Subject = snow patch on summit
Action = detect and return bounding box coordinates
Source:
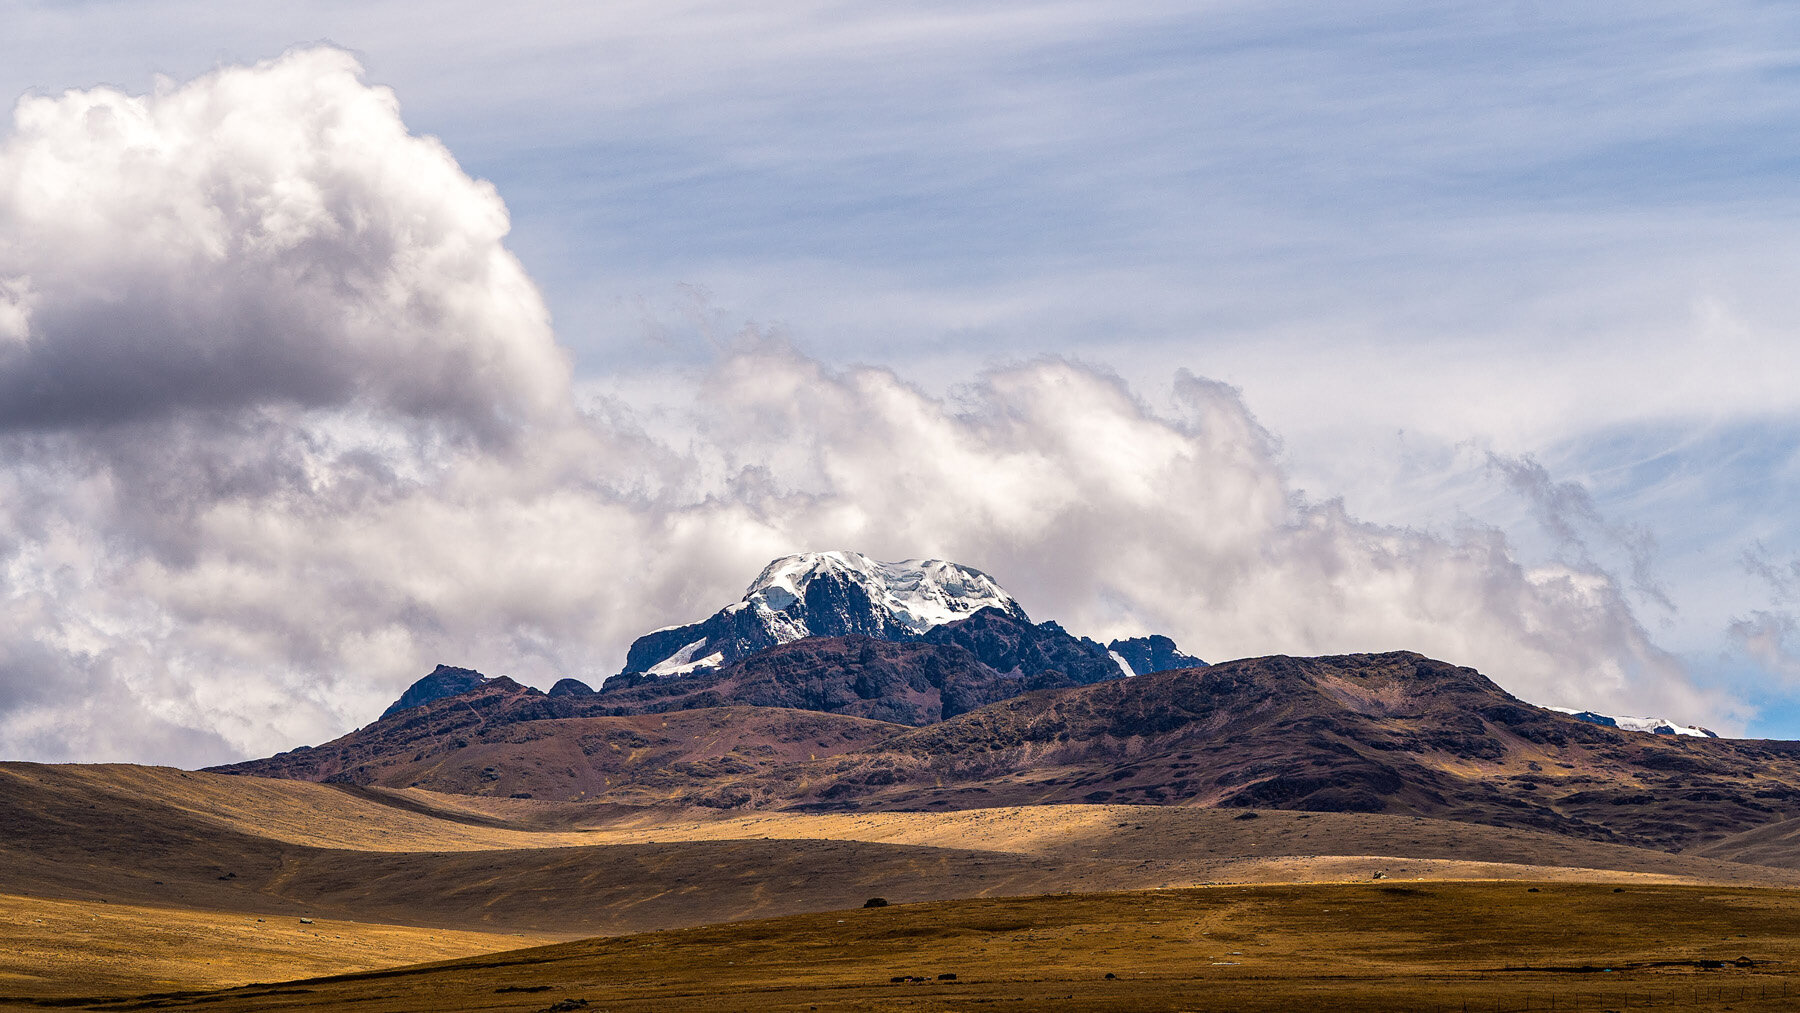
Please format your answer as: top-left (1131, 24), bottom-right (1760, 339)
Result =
top-left (745, 551), bottom-right (1021, 641)
top-left (614, 550), bottom-right (1028, 678)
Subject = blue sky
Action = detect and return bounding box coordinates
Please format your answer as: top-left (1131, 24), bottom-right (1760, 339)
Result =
top-left (5, 1), bottom-right (1800, 756)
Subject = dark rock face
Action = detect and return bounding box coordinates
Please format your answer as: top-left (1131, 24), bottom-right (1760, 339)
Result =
top-left (597, 635), bottom-right (1089, 726)
top-left (620, 605), bottom-right (784, 676)
top-left (921, 608), bottom-right (1123, 686)
top-left (357, 607), bottom-right (1181, 741)
top-left (599, 608), bottom-right (1130, 726)
top-left (611, 552), bottom-right (1202, 690)
top-left (379, 665), bottom-right (489, 719)
top-left (618, 568), bottom-right (920, 675)
top-left (1107, 635), bottom-right (1205, 675)
top-left (784, 568), bottom-right (912, 640)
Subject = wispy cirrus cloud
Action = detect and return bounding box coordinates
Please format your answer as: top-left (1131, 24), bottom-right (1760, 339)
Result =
top-left (1729, 547), bottom-right (1800, 689)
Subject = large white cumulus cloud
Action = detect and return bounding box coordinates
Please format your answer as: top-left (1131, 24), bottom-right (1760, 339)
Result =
top-left (0, 48), bottom-right (569, 436)
top-left (0, 50), bottom-right (1728, 765)
top-left (680, 350), bottom-right (1715, 724)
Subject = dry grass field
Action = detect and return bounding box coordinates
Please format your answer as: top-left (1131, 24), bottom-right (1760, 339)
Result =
top-left (11, 883), bottom-right (1800, 1012)
top-left (12, 762), bottom-right (1800, 1009)
top-left (0, 894), bottom-right (554, 999)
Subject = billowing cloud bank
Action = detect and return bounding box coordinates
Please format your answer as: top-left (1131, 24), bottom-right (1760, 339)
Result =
top-left (0, 50), bottom-right (1725, 765)
top-left (0, 47), bottom-right (569, 436)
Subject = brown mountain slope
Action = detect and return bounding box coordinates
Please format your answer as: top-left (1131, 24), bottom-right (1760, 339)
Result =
top-left (751, 652), bottom-right (1800, 851)
top-left (212, 650), bottom-right (1800, 855)
top-left (212, 693), bottom-right (901, 802)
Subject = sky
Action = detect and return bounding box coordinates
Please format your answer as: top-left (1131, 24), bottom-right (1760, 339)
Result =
top-left (3, 1), bottom-right (1800, 764)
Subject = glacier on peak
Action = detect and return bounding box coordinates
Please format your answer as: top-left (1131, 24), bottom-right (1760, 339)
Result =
top-left (615, 550), bottom-right (1029, 679)
top-left (744, 551), bottom-right (1023, 635)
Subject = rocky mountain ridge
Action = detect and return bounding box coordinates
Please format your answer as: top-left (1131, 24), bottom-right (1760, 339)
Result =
top-left (211, 649), bottom-right (1800, 855)
top-left (209, 550), bottom-right (1772, 859)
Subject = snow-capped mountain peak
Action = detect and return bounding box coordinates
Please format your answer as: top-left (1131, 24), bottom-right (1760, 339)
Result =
top-left (741, 551), bottom-right (1022, 638)
top-left (618, 551), bottom-right (1028, 677)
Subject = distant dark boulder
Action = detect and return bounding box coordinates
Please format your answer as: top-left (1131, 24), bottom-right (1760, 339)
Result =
top-left (380, 665), bottom-right (489, 719)
top-left (548, 677), bottom-right (595, 698)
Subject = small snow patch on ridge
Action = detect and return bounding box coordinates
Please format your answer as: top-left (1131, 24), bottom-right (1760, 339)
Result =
top-left (647, 639), bottom-right (721, 677)
top-left (1549, 706), bottom-right (1718, 738)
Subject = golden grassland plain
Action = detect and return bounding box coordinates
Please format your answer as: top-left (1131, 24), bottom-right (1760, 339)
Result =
top-left (11, 883), bottom-right (1800, 1012)
top-left (16, 764), bottom-right (1796, 883)
top-left (0, 893), bottom-right (556, 998)
top-left (12, 763), bottom-right (1800, 1009)
top-left (0, 764), bottom-right (612, 851)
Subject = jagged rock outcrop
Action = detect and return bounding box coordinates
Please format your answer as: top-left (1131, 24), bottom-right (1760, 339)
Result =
top-left (921, 607), bottom-right (1123, 686)
top-left (548, 678), bottom-right (595, 698)
top-left (1107, 634), bottom-right (1205, 676)
top-left (379, 665), bottom-right (489, 719)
